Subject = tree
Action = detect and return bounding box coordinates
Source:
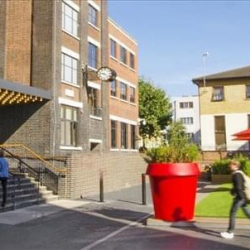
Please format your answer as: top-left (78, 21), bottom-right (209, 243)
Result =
top-left (139, 78), bottom-right (172, 145)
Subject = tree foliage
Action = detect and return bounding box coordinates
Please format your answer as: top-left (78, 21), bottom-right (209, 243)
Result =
top-left (139, 78), bottom-right (171, 140)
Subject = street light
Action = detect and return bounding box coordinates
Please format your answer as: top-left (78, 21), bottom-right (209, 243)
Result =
top-left (202, 52), bottom-right (209, 87)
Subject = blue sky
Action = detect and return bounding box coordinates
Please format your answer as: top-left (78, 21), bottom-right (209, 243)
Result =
top-left (108, 1), bottom-right (250, 97)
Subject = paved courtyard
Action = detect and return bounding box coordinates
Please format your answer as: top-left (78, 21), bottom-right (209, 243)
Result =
top-left (0, 183), bottom-right (249, 250)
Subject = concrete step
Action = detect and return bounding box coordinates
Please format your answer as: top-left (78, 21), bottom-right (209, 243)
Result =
top-left (0, 195), bottom-right (59, 213)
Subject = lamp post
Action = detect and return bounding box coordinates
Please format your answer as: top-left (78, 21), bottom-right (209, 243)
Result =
top-left (202, 52), bottom-right (209, 87)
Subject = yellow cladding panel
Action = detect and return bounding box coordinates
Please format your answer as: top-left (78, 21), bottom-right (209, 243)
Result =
top-left (199, 78), bottom-right (250, 115)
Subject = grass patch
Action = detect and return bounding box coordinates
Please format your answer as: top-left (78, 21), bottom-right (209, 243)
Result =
top-left (196, 183), bottom-right (250, 218)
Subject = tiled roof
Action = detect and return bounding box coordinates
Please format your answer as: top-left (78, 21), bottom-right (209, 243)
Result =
top-left (192, 65), bottom-right (250, 83)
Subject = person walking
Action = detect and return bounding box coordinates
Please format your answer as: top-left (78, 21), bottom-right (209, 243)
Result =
top-left (0, 149), bottom-right (9, 207)
top-left (221, 159), bottom-right (250, 239)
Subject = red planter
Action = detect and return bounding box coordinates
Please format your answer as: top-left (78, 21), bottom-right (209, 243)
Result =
top-left (146, 163), bottom-right (200, 222)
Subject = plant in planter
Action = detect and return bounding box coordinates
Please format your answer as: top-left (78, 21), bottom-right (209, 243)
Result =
top-left (211, 155), bottom-right (250, 184)
top-left (146, 122), bottom-right (200, 222)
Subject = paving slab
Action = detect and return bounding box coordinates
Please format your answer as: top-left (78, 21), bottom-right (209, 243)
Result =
top-left (0, 199), bottom-right (89, 225)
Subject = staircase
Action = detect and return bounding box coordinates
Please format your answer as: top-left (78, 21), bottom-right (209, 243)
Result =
top-left (0, 144), bottom-right (67, 213)
top-left (0, 172), bottom-right (59, 213)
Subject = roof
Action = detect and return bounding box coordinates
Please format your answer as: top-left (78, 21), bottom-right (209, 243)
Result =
top-left (192, 65), bottom-right (250, 84)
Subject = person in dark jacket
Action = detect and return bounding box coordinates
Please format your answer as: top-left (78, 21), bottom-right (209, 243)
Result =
top-left (221, 159), bottom-right (250, 239)
top-left (0, 150), bottom-right (9, 207)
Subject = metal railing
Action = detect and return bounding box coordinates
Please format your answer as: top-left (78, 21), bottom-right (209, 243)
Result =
top-left (0, 144), bottom-right (67, 195)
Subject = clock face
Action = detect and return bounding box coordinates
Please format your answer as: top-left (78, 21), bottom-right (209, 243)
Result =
top-left (97, 67), bottom-right (114, 81)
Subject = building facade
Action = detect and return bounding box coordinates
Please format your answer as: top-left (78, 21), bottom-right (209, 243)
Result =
top-left (171, 96), bottom-right (200, 146)
top-left (193, 65), bottom-right (250, 152)
top-left (0, 0), bottom-right (146, 198)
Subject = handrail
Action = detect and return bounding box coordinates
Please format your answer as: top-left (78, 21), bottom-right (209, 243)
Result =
top-left (0, 144), bottom-right (67, 174)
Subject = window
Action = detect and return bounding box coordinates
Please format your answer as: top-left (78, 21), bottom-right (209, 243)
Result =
top-left (62, 2), bottom-right (78, 36)
top-left (110, 39), bottom-right (117, 58)
top-left (88, 42), bottom-right (98, 69)
top-left (131, 125), bottom-right (136, 149)
top-left (120, 46), bottom-right (127, 64)
top-left (180, 117), bottom-right (193, 125)
top-left (186, 133), bottom-right (194, 143)
top-left (120, 82), bottom-right (127, 100)
top-left (130, 53), bottom-right (135, 69)
top-left (110, 80), bottom-right (117, 97)
top-left (246, 85), bottom-right (250, 99)
top-left (130, 87), bottom-right (135, 103)
top-left (61, 53), bottom-right (78, 84)
top-left (214, 116), bottom-right (226, 150)
top-left (121, 123), bottom-right (127, 149)
top-left (88, 5), bottom-right (98, 27)
top-left (88, 87), bottom-right (101, 116)
top-left (212, 86), bottom-right (224, 101)
top-left (111, 120), bottom-right (117, 148)
top-left (179, 102), bottom-right (193, 109)
top-left (61, 105), bottom-right (78, 146)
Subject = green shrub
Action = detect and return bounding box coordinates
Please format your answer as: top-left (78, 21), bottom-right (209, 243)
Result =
top-left (146, 121), bottom-right (200, 163)
top-left (211, 155), bottom-right (250, 176)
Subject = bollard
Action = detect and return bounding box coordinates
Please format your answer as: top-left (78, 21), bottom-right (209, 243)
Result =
top-left (142, 173), bottom-right (146, 205)
top-left (100, 170), bottom-right (104, 202)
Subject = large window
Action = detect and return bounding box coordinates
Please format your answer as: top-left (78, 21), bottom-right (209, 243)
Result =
top-left (130, 87), bottom-right (135, 103)
top-left (212, 86), bottom-right (224, 101)
top-left (61, 53), bottom-right (78, 84)
top-left (110, 39), bottom-right (117, 58)
top-left (130, 53), bottom-right (135, 69)
top-left (121, 123), bottom-right (127, 149)
top-left (120, 82), bottom-right (127, 100)
top-left (62, 2), bottom-right (78, 37)
top-left (110, 80), bottom-right (117, 97)
top-left (180, 102), bottom-right (193, 109)
top-left (131, 125), bottom-right (136, 149)
top-left (61, 106), bottom-right (78, 146)
top-left (120, 46), bottom-right (127, 64)
top-left (111, 120), bottom-right (117, 148)
top-left (246, 85), bottom-right (250, 99)
top-left (88, 4), bottom-right (98, 27)
top-left (88, 42), bottom-right (98, 69)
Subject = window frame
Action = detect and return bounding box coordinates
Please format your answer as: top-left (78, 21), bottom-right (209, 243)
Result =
top-left (88, 42), bottom-right (98, 69)
top-left (212, 86), bottom-right (224, 101)
top-left (61, 53), bottom-right (78, 85)
top-left (121, 122), bottom-right (127, 149)
top-left (130, 86), bottom-right (135, 103)
top-left (110, 39), bottom-right (117, 58)
top-left (111, 120), bottom-right (117, 148)
top-left (120, 82), bottom-right (127, 100)
top-left (120, 46), bottom-right (127, 64)
top-left (246, 85), bottom-right (250, 99)
top-left (62, 2), bottom-right (78, 37)
top-left (60, 105), bottom-right (78, 147)
top-left (131, 125), bottom-right (136, 149)
top-left (129, 53), bottom-right (135, 69)
top-left (110, 80), bottom-right (117, 97)
top-left (88, 4), bottom-right (98, 27)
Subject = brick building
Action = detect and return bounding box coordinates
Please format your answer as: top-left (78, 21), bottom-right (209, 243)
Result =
top-left (0, 0), bottom-right (146, 198)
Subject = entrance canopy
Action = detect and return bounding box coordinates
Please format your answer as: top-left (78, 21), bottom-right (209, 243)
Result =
top-left (0, 78), bottom-right (51, 106)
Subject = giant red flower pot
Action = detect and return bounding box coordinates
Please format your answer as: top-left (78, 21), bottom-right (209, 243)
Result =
top-left (146, 163), bottom-right (200, 222)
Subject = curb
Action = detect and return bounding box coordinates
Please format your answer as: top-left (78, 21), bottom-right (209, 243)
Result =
top-left (146, 216), bottom-right (250, 229)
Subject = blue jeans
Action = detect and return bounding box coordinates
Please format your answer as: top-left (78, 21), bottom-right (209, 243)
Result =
top-left (228, 198), bottom-right (250, 233)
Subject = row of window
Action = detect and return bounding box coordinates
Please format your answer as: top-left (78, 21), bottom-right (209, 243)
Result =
top-left (60, 105), bottom-right (137, 150)
top-left (110, 81), bottom-right (135, 103)
top-left (62, 2), bottom-right (99, 37)
top-left (111, 121), bottom-right (136, 149)
top-left (110, 39), bottom-right (135, 69)
top-left (212, 85), bottom-right (250, 101)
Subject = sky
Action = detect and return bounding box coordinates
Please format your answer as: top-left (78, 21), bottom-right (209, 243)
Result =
top-left (108, 0), bottom-right (250, 97)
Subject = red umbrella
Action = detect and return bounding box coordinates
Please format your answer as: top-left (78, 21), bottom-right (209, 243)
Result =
top-left (232, 128), bottom-right (250, 140)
